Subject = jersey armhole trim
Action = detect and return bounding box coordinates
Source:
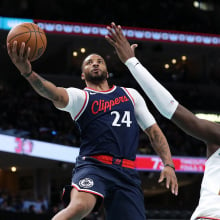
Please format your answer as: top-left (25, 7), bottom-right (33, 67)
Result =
top-left (74, 91), bottom-right (89, 121)
top-left (122, 87), bottom-right (135, 106)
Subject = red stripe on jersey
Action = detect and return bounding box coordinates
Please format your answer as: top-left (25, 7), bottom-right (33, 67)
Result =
top-left (74, 91), bottom-right (88, 120)
top-left (122, 87), bottom-right (135, 106)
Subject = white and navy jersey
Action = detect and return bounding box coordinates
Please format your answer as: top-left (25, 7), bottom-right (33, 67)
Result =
top-left (191, 148), bottom-right (220, 220)
top-left (59, 85), bottom-right (156, 160)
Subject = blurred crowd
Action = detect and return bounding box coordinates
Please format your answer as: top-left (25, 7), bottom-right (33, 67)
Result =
top-left (0, 188), bottom-right (105, 219)
top-left (1, 0), bottom-right (220, 34)
top-left (0, 79), bottom-right (80, 148)
top-left (0, 187), bottom-right (195, 219)
top-left (0, 189), bottom-right (50, 214)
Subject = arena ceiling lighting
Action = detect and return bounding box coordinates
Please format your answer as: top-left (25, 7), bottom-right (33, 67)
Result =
top-left (193, 1), bottom-right (214, 11)
top-left (195, 113), bottom-right (220, 122)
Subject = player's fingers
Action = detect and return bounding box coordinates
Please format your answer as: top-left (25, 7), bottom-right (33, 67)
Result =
top-left (170, 175), bottom-right (178, 195)
top-left (165, 176), bottom-right (171, 189)
top-left (109, 23), bottom-right (123, 41)
top-left (111, 22), bottom-right (116, 28)
top-left (158, 172), bottom-right (165, 183)
top-left (107, 26), bottom-right (117, 41)
top-left (172, 181), bottom-right (178, 196)
top-left (24, 47), bottom-right (31, 60)
top-left (7, 43), bottom-right (12, 56)
top-left (131, 44), bottom-right (138, 53)
top-left (111, 22), bottom-right (118, 33)
top-left (19, 42), bottom-right (25, 57)
top-left (111, 22), bottom-right (121, 38)
top-left (107, 26), bottom-right (114, 35)
top-left (12, 41), bottom-right (18, 56)
top-left (175, 182), bottom-right (178, 196)
top-left (105, 35), bottom-right (115, 46)
top-left (112, 23), bottom-right (126, 42)
top-left (117, 25), bottom-right (126, 39)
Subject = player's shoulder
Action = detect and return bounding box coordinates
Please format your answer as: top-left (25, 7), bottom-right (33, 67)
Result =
top-left (120, 87), bottom-right (144, 105)
top-left (63, 87), bottom-right (87, 101)
top-left (65, 87), bottom-right (85, 95)
top-left (66, 87), bottom-right (84, 92)
top-left (121, 87), bottom-right (140, 97)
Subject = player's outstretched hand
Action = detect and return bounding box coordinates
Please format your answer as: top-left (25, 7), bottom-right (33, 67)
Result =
top-left (105, 22), bottom-right (138, 63)
top-left (158, 166), bottom-right (178, 196)
top-left (7, 41), bottom-right (32, 77)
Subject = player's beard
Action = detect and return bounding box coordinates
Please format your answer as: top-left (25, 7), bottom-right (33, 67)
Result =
top-left (85, 70), bottom-right (108, 84)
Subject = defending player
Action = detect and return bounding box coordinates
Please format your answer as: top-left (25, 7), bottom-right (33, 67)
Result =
top-left (7, 41), bottom-right (178, 220)
top-left (106, 22), bottom-right (220, 220)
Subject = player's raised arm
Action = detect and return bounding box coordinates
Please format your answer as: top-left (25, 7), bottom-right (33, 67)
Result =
top-left (172, 104), bottom-right (220, 146)
top-left (105, 22), bottom-right (137, 63)
top-left (106, 22), bottom-right (220, 146)
top-left (7, 41), bottom-right (68, 108)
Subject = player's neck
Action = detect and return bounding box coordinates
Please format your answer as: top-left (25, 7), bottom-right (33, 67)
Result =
top-left (85, 81), bottom-right (110, 91)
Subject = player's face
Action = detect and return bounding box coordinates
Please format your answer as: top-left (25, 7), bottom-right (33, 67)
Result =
top-left (81, 54), bottom-right (108, 84)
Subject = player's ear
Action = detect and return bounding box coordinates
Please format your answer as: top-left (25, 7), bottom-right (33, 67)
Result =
top-left (81, 72), bottom-right (85, 80)
top-left (107, 72), bottom-right (109, 79)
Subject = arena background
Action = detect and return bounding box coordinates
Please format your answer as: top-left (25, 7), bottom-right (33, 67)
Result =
top-left (0, 0), bottom-right (220, 219)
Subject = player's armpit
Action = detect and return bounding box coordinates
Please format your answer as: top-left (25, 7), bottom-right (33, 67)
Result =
top-left (52, 87), bottom-right (69, 108)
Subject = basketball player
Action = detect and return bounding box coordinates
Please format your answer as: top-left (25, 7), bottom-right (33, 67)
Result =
top-left (7, 41), bottom-right (178, 220)
top-left (106, 22), bottom-right (220, 220)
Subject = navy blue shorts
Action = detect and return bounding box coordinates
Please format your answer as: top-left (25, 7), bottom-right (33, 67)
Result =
top-left (68, 156), bottom-right (146, 220)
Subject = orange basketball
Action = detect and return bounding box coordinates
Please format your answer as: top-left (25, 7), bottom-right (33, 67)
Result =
top-left (7, 22), bottom-right (47, 62)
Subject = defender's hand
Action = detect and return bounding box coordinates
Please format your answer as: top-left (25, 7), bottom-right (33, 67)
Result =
top-left (105, 22), bottom-right (138, 63)
top-left (158, 166), bottom-right (178, 196)
top-left (7, 41), bottom-right (32, 76)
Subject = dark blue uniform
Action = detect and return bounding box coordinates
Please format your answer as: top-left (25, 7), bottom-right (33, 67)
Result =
top-left (69, 86), bottom-right (146, 220)
top-left (78, 85), bottom-right (139, 159)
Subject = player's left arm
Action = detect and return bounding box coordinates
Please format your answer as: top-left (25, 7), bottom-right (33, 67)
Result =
top-left (144, 124), bottom-right (178, 195)
top-left (130, 88), bottom-right (178, 195)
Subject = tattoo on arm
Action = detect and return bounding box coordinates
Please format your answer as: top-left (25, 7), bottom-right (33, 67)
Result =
top-left (147, 126), bottom-right (172, 164)
top-left (28, 73), bottom-right (59, 101)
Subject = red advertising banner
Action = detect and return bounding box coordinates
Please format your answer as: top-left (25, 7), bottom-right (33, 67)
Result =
top-left (135, 155), bottom-right (206, 173)
top-left (0, 134), bottom-right (206, 172)
top-left (34, 19), bottom-right (220, 46)
top-left (1, 16), bottom-right (220, 46)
